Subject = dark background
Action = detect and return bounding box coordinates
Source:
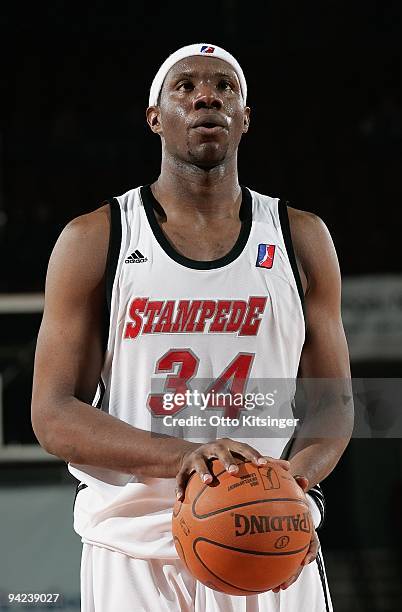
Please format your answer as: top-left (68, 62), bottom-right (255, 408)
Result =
top-left (1, 1), bottom-right (402, 290)
top-left (1, 2), bottom-right (401, 610)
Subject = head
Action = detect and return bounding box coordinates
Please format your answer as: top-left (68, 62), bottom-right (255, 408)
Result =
top-left (146, 44), bottom-right (250, 170)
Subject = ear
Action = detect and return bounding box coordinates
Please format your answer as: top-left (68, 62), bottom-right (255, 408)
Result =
top-left (243, 106), bottom-right (251, 133)
top-left (146, 106), bottom-right (162, 135)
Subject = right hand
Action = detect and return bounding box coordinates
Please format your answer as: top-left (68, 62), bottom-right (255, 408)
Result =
top-left (175, 438), bottom-right (290, 501)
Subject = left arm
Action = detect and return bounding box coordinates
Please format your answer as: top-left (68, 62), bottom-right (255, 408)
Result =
top-left (272, 207), bottom-right (354, 592)
top-left (287, 207), bottom-right (354, 489)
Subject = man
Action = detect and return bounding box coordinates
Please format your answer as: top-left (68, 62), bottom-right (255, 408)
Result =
top-left (31, 43), bottom-right (353, 611)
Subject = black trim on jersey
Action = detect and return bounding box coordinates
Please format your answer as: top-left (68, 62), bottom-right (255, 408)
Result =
top-left (97, 197), bottom-right (122, 354)
top-left (105, 197), bottom-right (122, 315)
top-left (277, 200), bottom-right (306, 323)
top-left (94, 377), bottom-right (106, 409)
top-left (101, 304), bottom-right (109, 356)
top-left (306, 483), bottom-right (326, 530)
top-left (316, 550), bottom-right (331, 612)
top-left (140, 184), bottom-right (252, 270)
top-left (72, 379), bottom-right (106, 511)
top-left (73, 482), bottom-right (88, 512)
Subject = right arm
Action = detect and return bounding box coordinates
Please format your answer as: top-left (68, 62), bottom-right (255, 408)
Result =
top-left (31, 205), bottom-right (196, 478)
top-left (31, 206), bottom-right (289, 495)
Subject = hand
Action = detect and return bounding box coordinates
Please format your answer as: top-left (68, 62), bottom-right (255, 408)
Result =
top-left (175, 438), bottom-right (290, 501)
top-left (272, 475), bottom-right (320, 593)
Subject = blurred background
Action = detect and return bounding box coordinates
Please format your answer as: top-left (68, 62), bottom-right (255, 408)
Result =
top-left (1, 1), bottom-right (402, 610)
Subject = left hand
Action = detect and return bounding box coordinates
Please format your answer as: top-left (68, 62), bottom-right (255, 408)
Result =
top-left (272, 475), bottom-right (320, 593)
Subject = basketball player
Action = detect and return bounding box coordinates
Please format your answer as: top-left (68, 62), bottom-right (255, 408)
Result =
top-left (31, 43), bottom-right (353, 611)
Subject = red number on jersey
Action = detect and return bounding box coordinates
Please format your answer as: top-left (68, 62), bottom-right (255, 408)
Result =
top-left (147, 349), bottom-right (199, 416)
top-left (203, 352), bottom-right (255, 418)
top-left (147, 350), bottom-right (254, 418)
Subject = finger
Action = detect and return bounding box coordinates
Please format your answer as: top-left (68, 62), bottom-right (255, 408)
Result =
top-left (175, 457), bottom-right (212, 501)
top-left (227, 442), bottom-right (266, 466)
top-left (303, 531), bottom-right (320, 565)
top-left (175, 468), bottom-right (189, 501)
top-left (211, 447), bottom-right (241, 474)
top-left (294, 475), bottom-right (309, 491)
top-left (191, 455), bottom-right (214, 484)
top-left (261, 456), bottom-right (291, 471)
top-left (279, 567), bottom-right (303, 590)
top-left (229, 442), bottom-right (290, 470)
top-left (272, 566), bottom-right (303, 592)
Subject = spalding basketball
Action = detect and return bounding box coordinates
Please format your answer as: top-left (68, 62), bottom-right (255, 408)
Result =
top-left (172, 459), bottom-right (312, 595)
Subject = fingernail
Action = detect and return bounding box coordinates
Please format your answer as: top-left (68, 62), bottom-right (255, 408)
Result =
top-left (202, 474), bottom-right (212, 482)
top-left (258, 457), bottom-right (268, 464)
top-left (228, 464), bottom-right (239, 473)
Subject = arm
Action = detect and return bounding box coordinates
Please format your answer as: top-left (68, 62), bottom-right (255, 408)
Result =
top-left (287, 207), bottom-right (354, 490)
top-left (31, 205), bottom-right (196, 477)
top-left (271, 207), bottom-right (354, 593)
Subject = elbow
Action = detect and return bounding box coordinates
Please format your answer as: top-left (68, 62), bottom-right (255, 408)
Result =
top-left (31, 397), bottom-right (67, 459)
top-left (31, 400), bottom-right (55, 454)
top-left (31, 396), bottom-right (83, 464)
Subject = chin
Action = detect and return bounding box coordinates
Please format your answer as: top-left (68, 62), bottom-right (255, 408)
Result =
top-left (188, 143), bottom-right (228, 169)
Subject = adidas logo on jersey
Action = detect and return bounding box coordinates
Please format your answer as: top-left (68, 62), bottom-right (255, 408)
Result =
top-left (125, 250), bottom-right (148, 264)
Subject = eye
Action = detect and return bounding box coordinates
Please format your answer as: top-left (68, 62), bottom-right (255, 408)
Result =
top-left (177, 80), bottom-right (194, 91)
top-left (218, 79), bottom-right (234, 91)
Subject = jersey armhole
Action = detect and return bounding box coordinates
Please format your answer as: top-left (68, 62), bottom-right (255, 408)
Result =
top-left (277, 199), bottom-right (306, 325)
top-left (101, 197), bottom-right (122, 353)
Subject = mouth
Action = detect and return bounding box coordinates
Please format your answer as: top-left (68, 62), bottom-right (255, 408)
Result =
top-left (190, 115), bottom-right (228, 136)
top-left (192, 124), bottom-right (227, 135)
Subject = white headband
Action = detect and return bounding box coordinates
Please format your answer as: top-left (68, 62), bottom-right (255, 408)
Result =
top-left (148, 43), bottom-right (247, 107)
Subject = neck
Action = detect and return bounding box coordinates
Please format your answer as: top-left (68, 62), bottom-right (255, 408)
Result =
top-left (152, 148), bottom-right (242, 221)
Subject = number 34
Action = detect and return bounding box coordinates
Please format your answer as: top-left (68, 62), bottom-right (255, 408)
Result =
top-left (147, 349), bottom-right (255, 419)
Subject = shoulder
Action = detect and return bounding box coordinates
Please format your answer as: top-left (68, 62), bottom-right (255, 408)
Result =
top-left (46, 204), bottom-right (111, 293)
top-left (286, 205), bottom-right (340, 293)
top-left (60, 203), bottom-right (110, 248)
top-left (287, 205), bottom-right (330, 243)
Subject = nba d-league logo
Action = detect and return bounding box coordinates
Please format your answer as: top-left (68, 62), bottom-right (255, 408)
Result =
top-left (200, 45), bottom-right (215, 54)
top-left (256, 244), bottom-right (276, 269)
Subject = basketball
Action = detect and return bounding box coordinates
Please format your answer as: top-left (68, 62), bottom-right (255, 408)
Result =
top-left (172, 459), bottom-right (312, 595)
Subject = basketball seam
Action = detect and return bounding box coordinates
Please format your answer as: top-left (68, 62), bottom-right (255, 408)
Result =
top-left (173, 536), bottom-right (190, 572)
top-left (193, 541), bottom-right (260, 594)
top-left (192, 497), bottom-right (309, 520)
top-left (191, 537), bottom-right (310, 595)
top-left (193, 536), bottom-right (310, 557)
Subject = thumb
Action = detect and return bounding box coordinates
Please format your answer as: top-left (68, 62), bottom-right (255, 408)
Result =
top-left (294, 474), bottom-right (309, 492)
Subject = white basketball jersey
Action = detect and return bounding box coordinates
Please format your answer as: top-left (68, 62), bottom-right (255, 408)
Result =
top-left (68, 184), bottom-right (307, 559)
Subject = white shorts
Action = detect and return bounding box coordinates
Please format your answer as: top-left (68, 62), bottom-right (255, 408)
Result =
top-left (80, 543), bottom-right (332, 612)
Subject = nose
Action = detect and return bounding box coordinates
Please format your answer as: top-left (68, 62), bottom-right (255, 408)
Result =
top-left (193, 83), bottom-right (223, 111)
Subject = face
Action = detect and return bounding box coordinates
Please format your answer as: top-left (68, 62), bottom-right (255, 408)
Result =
top-left (146, 56), bottom-right (250, 169)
